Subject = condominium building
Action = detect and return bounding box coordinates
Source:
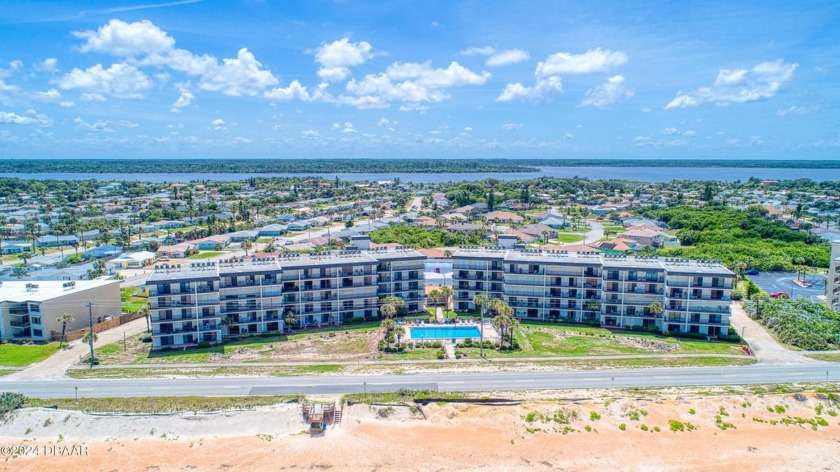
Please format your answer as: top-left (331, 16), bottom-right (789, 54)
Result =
top-left (145, 243), bottom-right (426, 349)
top-left (0, 279), bottom-right (121, 341)
top-left (452, 247), bottom-right (734, 336)
top-left (827, 241), bottom-right (840, 311)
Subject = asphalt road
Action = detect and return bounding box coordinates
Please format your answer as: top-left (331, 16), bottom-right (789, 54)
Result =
top-left (746, 271), bottom-right (826, 302)
top-left (2, 364), bottom-right (836, 399)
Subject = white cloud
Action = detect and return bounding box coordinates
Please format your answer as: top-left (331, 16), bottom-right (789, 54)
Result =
top-left (663, 127), bottom-right (696, 137)
top-left (59, 101), bottom-right (74, 108)
top-left (496, 76), bottom-right (562, 102)
top-left (58, 63), bottom-right (152, 99)
top-left (72, 19), bottom-right (279, 97)
top-left (313, 38), bottom-right (374, 82)
top-left (0, 110), bottom-right (49, 125)
top-left (301, 129), bottom-right (321, 138)
top-left (376, 117), bottom-right (392, 127)
top-left (74, 19), bottom-right (175, 56)
top-left (776, 105), bottom-right (813, 116)
top-left (502, 122), bottom-right (523, 130)
top-left (170, 90), bottom-right (194, 113)
top-left (36, 58), bottom-right (59, 73)
top-left (80, 93), bottom-right (107, 102)
top-left (264, 80), bottom-right (311, 101)
top-left (666, 59), bottom-right (798, 109)
top-left (340, 122), bottom-right (357, 133)
top-left (536, 48), bottom-right (627, 77)
top-left (563, 132), bottom-right (574, 139)
top-left (579, 75), bottom-right (633, 108)
top-left (344, 61), bottom-right (490, 108)
top-left (198, 48), bottom-right (278, 96)
top-left (73, 116), bottom-right (113, 132)
top-left (486, 49), bottom-right (530, 67)
top-left (209, 118), bottom-right (226, 131)
top-left (32, 89), bottom-right (62, 103)
top-left (459, 46), bottom-right (496, 56)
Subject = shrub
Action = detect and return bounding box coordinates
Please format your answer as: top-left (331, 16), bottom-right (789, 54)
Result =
top-left (436, 351), bottom-right (445, 360)
top-left (525, 411), bottom-right (538, 423)
top-left (0, 392), bottom-right (26, 418)
top-left (589, 411), bottom-right (601, 421)
top-left (688, 408), bottom-right (696, 415)
top-left (463, 338), bottom-right (473, 347)
top-left (618, 423), bottom-right (626, 431)
top-left (197, 341), bottom-right (210, 349)
top-left (140, 334), bottom-right (152, 343)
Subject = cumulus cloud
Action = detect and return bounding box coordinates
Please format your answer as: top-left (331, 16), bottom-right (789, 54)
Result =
top-left (58, 63), bottom-right (152, 98)
top-left (344, 60), bottom-right (490, 108)
top-left (209, 118), bottom-right (226, 131)
top-left (579, 75), bottom-right (633, 108)
top-left (80, 93), bottom-right (107, 102)
top-left (70, 19), bottom-right (279, 97)
top-left (264, 80), bottom-right (312, 101)
top-left (0, 109), bottom-right (50, 125)
top-left (32, 89), bottom-right (62, 103)
top-left (497, 48), bottom-right (626, 102)
top-left (486, 49), bottom-right (530, 67)
top-left (536, 48), bottom-right (627, 76)
top-left (502, 122), bottom-right (523, 130)
top-left (665, 59), bottom-right (798, 109)
top-left (497, 76), bottom-right (562, 102)
top-left (459, 46), bottom-right (496, 56)
top-left (170, 90), bottom-right (194, 113)
top-left (662, 127), bottom-right (696, 137)
top-left (313, 38), bottom-right (374, 82)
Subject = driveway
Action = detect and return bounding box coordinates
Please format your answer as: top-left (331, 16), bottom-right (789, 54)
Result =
top-left (5, 317), bottom-right (149, 381)
top-left (583, 220), bottom-right (604, 244)
top-left (729, 302), bottom-right (822, 365)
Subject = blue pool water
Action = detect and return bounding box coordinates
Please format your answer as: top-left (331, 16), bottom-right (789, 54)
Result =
top-left (410, 326), bottom-right (481, 340)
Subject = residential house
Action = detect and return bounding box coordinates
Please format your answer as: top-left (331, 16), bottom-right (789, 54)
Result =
top-left (106, 251), bottom-right (157, 274)
top-left (484, 211), bottom-right (524, 224)
top-left (192, 235), bottom-right (230, 251)
top-left (157, 242), bottom-right (195, 259)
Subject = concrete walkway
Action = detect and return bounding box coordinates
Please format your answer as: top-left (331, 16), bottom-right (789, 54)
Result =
top-left (435, 306), bottom-right (444, 323)
top-left (729, 302), bottom-right (822, 365)
top-left (6, 318), bottom-right (150, 381)
top-left (583, 220), bottom-right (605, 244)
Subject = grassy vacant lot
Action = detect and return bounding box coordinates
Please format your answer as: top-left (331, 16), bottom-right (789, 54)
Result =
top-left (805, 353), bottom-right (840, 362)
top-left (0, 343), bottom-right (60, 367)
top-left (187, 251), bottom-right (225, 260)
top-left (90, 322), bottom-right (381, 365)
top-left (458, 322), bottom-right (743, 359)
top-left (120, 286), bottom-right (148, 313)
top-left (24, 395), bottom-right (302, 413)
top-left (554, 233), bottom-right (585, 244)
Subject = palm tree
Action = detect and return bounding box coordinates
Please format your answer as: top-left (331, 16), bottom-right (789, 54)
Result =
top-left (139, 304), bottom-right (151, 333)
top-left (17, 251), bottom-right (32, 266)
top-left (221, 316), bottom-right (235, 336)
top-left (283, 311), bottom-right (297, 332)
top-left (438, 286), bottom-right (453, 312)
top-left (241, 239), bottom-right (253, 256)
top-left (380, 303), bottom-right (396, 319)
top-left (648, 301), bottom-right (665, 318)
top-left (473, 293), bottom-right (489, 357)
top-left (428, 288), bottom-right (441, 307)
top-left (57, 313), bottom-right (74, 348)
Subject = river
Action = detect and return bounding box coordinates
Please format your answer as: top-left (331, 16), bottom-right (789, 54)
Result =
top-left (0, 166), bottom-right (838, 183)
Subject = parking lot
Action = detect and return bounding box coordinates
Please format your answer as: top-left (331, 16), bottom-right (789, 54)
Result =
top-left (746, 271), bottom-right (826, 302)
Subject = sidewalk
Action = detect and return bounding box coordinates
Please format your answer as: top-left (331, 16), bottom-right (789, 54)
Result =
top-left (64, 352), bottom-right (751, 371)
top-left (5, 318), bottom-right (149, 381)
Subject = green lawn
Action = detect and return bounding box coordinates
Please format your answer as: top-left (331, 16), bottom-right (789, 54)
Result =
top-left (0, 343), bottom-right (61, 367)
top-left (458, 322), bottom-right (743, 359)
top-left (120, 286), bottom-right (148, 313)
top-left (805, 353), bottom-right (840, 362)
top-left (187, 251), bottom-right (225, 260)
top-left (602, 225), bottom-right (626, 234)
top-left (554, 233), bottom-right (585, 244)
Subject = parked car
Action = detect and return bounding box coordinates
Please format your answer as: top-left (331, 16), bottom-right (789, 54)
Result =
top-left (769, 292), bottom-right (789, 298)
top-left (745, 269), bottom-right (759, 275)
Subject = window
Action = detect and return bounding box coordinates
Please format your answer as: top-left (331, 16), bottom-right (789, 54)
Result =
top-left (31, 317), bottom-right (42, 325)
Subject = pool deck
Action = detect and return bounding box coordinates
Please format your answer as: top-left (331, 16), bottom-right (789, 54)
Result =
top-left (401, 322), bottom-right (500, 342)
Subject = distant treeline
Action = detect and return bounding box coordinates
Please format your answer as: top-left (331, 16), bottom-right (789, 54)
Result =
top-left (1, 158), bottom-right (839, 174)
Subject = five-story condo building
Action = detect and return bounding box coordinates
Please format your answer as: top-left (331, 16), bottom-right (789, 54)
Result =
top-left (452, 247), bottom-right (735, 336)
top-left (146, 243), bottom-right (426, 350)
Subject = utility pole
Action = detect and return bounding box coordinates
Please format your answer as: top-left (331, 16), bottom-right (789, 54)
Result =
top-left (87, 302), bottom-right (96, 368)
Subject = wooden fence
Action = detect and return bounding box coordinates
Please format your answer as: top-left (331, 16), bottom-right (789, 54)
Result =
top-left (51, 312), bottom-right (147, 342)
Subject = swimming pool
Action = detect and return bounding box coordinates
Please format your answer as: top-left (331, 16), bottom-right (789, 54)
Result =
top-left (409, 326), bottom-right (481, 340)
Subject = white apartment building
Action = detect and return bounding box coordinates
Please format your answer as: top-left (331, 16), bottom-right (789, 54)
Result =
top-left (0, 279), bottom-right (121, 341)
top-left (146, 244), bottom-right (426, 350)
top-left (452, 247), bottom-right (734, 336)
top-left (827, 241), bottom-right (840, 311)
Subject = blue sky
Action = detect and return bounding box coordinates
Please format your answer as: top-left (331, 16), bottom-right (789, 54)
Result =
top-left (0, 0), bottom-right (838, 159)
